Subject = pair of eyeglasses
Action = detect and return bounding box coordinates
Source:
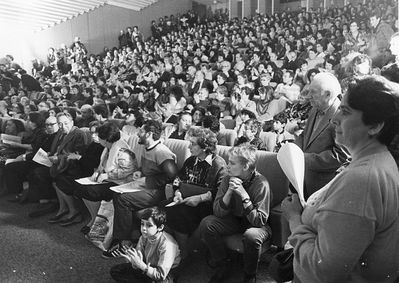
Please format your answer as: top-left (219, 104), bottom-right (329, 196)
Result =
top-left (45, 123), bottom-right (57, 126)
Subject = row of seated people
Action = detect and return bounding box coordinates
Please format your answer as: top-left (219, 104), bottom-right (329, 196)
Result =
top-left (2, 111), bottom-right (289, 283)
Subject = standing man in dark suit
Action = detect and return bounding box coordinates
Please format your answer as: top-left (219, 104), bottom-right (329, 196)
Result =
top-left (294, 72), bottom-right (350, 199)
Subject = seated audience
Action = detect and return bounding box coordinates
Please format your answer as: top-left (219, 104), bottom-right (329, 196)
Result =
top-left (163, 111), bottom-right (192, 140)
top-left (121, 109), bottom-right (144, 136)
top-left (165, 127), bottom-right (227, 257)
top-left (28, 112), bottom-right (89, 217)
top-left (73, 122), bottom-right (134, 227)
top-left (262, 112), bottom-right (295, 152)
top-left (104, 120), bottom-right (177, 258)
top-left (199, 145), bottom-right (271, 282)
top-left (235, 118), bottom-right (266, 150)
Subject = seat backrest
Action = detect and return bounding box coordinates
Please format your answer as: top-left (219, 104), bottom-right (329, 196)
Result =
top-left (164, 138), bottom-right (191, 170)
top-left (220, 119), bottom-right (236, 130)
top-left (259, 131), bottom-right (275, 152)
top-left (255, 151), bottom-right (289, 207)
top-left (127, 135), bottom-right (145, 168)
top-left (108, 119), bottom-right (125, 129)
top-left (215, 145), bottom-right (231, 164)
top-left (219, 129), bottom-right (237, 146)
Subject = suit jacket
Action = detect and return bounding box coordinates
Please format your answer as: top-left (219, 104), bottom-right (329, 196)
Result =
top-left (50, 127), bottom-right (90, 176)
top-left (295, 98), bottom-right (350, 198)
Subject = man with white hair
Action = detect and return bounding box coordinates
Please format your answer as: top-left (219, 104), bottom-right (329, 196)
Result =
top-left (294, 72), bottom-right (350, 198)
top-left (76, 104), bottom-right (95, 128)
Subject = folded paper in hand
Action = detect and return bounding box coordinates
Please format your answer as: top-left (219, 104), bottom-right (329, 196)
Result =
top-left (1, 134), bottom-right (22, 145)
top-left (5, 158), bottom-right (18, 165)
top-left (109, 177), bottom-right (146, 194)
top-left (165, 201), bottom-right (179, 207)
top-left (32, 148), bottom-right (52, 167)
top-left (277, 143), bottom-right (306, 207)
top-left (75, 177), bottom-right (101, 185)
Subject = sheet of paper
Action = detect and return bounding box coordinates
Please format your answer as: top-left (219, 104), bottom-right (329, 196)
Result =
top-left (1, 134), bottom-right (22, 145)
top-left (5, 158), bottom-right (17, 165)
top-left (165, 201), bottom-right (179, 207)
top-left (277, 143), bottom-right (306, 207)
top-left (75, 177), bottom-right (100, 185)
top-left (109, 178), bottom-right (145, 194)
top-left (32, 148), bottom-right (52, 168)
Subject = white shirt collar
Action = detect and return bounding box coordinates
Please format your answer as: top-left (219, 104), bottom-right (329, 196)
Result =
top-left (195, 154), bottom-right (213, 166)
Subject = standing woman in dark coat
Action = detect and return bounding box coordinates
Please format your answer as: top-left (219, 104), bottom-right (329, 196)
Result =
top-left (165, 127), bottom-right (228, 257)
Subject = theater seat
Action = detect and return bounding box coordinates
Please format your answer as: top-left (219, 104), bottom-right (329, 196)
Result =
top-left (108, 118), bottom-right (125, 129)
top-left (163, 138), bottom-right (191, 170)
top-left (219, 129), bottom-right (237, 146)
top-left (220, 118), bottom-right (236, 130)
top-left (216, 146), bottom-right (290, 249)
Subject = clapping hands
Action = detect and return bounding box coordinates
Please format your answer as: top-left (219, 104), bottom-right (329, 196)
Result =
top-left (112, 246), bottom-right (147, 270)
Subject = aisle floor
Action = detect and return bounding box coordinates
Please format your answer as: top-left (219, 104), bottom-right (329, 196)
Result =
top-left (0, 196), bottom-right (276, 282)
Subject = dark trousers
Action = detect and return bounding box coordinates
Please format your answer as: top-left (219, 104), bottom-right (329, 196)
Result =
top-left (4, 160), bottom-right (40, 194)
top-left (27, 166), bottom-right (55, 201)
top-left (4, 160), bottom-right (48, 201)
top-left (110, 263), bottom-right (174, 283)
top-left (199, 215), bottom-right (270, 276)
top-left (165, 202), bottom-right (212, 234)
top-left (74, 182), bottom-right (115, 201)
top-left (112, 189), bottom-right (165, 241)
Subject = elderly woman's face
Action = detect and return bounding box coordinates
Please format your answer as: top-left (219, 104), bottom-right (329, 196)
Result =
top-left (333, 94), bottom-right (372, 153)
top-left (188, 137), bottom-right (204, 157)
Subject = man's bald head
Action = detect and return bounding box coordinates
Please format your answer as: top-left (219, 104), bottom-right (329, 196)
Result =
top-left (309, 72), bottom-right (341, 110)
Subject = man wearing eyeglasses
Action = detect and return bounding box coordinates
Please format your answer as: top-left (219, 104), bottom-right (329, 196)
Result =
top-left (5, 116), bottom-right (59, 203)
top-left (27, 113), bottom-right (90, 218)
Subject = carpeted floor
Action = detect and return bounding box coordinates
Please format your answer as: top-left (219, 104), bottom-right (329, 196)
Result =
top-left (0, 196), bottom-right (277, 283)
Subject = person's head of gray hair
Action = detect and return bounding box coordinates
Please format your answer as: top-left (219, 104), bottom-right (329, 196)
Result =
top-left (308, 72), bottom-right (341, 110)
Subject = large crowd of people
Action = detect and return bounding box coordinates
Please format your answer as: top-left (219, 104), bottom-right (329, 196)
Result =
top-left (0, 0), bottom-right (399, 282)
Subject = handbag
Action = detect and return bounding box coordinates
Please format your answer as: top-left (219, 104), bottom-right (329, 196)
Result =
top-left (268, 248), bottom-right (294, 283)
top-left (86, 200), bottom-right (114, 251)
top-left (179, 182), bottom-right (210, 198)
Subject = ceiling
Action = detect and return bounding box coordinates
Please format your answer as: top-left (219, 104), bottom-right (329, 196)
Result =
top-left (0, 0), bottom-right (158, 32)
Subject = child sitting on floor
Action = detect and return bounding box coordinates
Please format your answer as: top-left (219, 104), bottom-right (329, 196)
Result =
top-left (110, 207), bottom-right (181, 283)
